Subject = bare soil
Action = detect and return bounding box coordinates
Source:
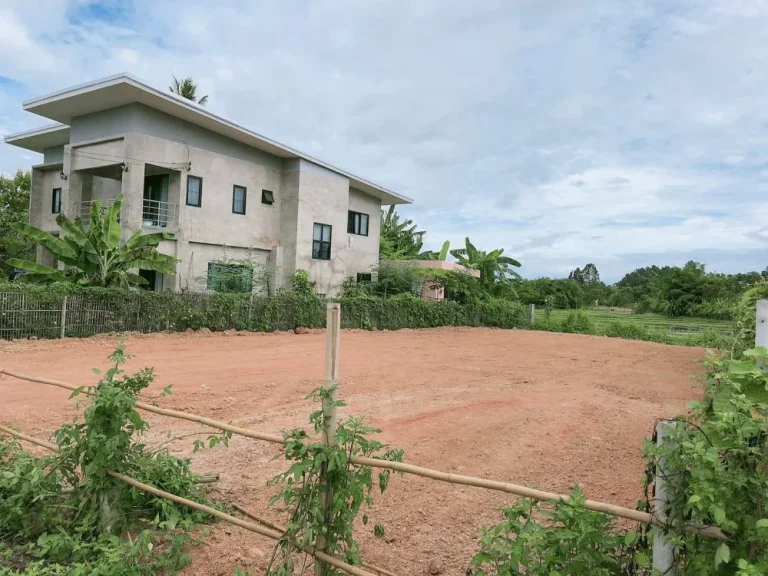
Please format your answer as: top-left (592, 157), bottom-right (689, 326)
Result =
top-left (0, 328), bottom-right (705, 575)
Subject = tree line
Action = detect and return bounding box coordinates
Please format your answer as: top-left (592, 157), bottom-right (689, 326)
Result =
top-left (2, 170), bottom-right (766, 320)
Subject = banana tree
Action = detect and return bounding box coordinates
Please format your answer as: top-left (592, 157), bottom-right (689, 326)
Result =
top-left (7, 195), bottom-right (178, 287)
top-left (450, 237), bottom-right (521, 288)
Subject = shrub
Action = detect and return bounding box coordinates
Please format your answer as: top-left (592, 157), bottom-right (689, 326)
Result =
top-left (604, 321), bottom-right (651, 341)
top-left (560, 310), bottom-right (597, 334)
top-left (469, 487), bottom-right (649, 575)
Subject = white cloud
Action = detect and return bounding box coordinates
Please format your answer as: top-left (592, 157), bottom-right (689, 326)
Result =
top-left (1, 0), bottom-right (767, 280)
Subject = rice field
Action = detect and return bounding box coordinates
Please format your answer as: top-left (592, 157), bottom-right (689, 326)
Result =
top-left (546, 309), bottom-right (733, 336)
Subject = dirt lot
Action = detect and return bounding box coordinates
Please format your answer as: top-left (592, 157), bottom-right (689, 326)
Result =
top-left (0, 328), bottom-right (705, 575)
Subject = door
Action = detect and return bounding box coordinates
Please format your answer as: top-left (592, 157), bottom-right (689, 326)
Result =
top-left (143, 174), bottom-right (169, 227)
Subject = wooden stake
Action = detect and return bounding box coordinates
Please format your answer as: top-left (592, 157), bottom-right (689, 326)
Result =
top-left (317, 302), bottom-right (341, 576)
top-left (0, 369), bottom-right (727, 540)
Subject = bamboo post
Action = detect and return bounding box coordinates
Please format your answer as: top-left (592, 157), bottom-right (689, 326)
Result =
top-left (316, 302), bottom-right (341, 576)
top-left (59, 295), bottom-right (68, 339)
top-left (529, 303), bottom-right (535, 324)
top-left (652, 420), bottom-right (677, 575)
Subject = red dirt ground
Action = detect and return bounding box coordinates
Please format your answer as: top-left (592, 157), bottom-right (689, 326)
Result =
top-left (0, 328), bottom-right (705, 575)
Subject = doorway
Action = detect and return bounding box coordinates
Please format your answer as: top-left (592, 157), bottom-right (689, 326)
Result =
top-left (138, 269), bottom-right (162, 291)
top-left (143, 174), bottom-right (169, 227)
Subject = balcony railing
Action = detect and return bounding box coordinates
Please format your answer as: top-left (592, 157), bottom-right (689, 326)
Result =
top-left (79, 199), bottom-right (120, 225)
top-left (142, 199), bottom-right (178, 229)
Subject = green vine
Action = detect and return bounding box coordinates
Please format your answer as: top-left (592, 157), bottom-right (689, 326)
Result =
top-left (644, 347), bottom-right (768, 574)
top-left (266, 384), bottom-right (403, 575)
top-left (0, 344), bottom-right (218, 574)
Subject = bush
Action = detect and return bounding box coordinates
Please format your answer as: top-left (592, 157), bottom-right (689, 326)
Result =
top-left (560, 310), bottom-right (597, 334)
top-left (604, 321), bottom-right (651, 341)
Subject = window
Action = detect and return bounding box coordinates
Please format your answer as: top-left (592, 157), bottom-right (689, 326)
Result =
top-left (357, 273), bottom-right (372, 283)
top-left (186, 176), bottom-right (202, 207)
top-left (262, 189), bottom-right (275, 205)
top-left (312, 223), bottom-right (332, 260)
top-left (232, 185), bottom-right (247, 214)
top-left (347, 211), bottom-right (369, 236)
top-left (51, 188), bottom-right (61, 214)
top-left (207, 262), bottom-right (253, 293)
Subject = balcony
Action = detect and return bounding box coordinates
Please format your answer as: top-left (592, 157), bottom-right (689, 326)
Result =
top-left (78, 199), bottom-right (120, 225)
top-left (142, 199), bottom-right (178, 230)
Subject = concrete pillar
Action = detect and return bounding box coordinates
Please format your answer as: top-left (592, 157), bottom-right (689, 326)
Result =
top-left (119, 162), bottom-right (145, 240)
top-left (268, 246), bottom-right (283, 295)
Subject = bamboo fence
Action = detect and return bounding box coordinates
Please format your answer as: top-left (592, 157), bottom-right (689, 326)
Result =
top-left (0, 367), bottom-right (727, 541)
top-left (1, 299), bottom-right (745, 574)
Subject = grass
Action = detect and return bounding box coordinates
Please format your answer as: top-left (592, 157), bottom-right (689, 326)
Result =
top-left (545, 309), bottom-right (732, 336)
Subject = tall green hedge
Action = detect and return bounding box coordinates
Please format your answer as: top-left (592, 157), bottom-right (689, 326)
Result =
top-left (0, 284), bottom-right (526, 340)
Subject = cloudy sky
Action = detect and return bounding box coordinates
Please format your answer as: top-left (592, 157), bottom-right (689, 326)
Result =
top-left (1, 0), bottom-right (767, 282)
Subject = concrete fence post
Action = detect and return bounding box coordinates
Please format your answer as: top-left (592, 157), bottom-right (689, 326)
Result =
top-left (315, 302), bottom-right (341, 576)
top-left (652, 420), bottom-right (677, 575)
top-left (59, 295), bottom-right (68, 339)
top-left (757, 300), bottom-right (768, 372)
top-left (529, 303), bottom-right (535, 324)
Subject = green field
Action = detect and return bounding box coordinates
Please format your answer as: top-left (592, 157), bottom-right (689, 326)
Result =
top-left (545, 309), bottom-right (733, 335)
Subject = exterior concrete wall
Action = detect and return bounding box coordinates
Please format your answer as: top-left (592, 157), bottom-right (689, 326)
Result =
top-left (346, 188), bottom-right (381, 278)
top-left (70, 104), bottom-right (282, 170)
top-left (27, 108), bottom-right (387, 296)
top-left (71, 138), bottom-right (126, 171)
top-left (278, 159), bottom-right (300, 288)
top-left (178, 242), bottom-right (270, 293)
top-left (43, 145), bottom-right (64, 164)
top-left (293, 160), bottom-right (350, 296)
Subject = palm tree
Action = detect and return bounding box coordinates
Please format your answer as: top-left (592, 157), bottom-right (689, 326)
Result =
top-left (450, 237), bottom-right (521, 287)
top-left (169, 76), bottom-right (209, 106)
top-left (7, 195), bottom-right (177, 287)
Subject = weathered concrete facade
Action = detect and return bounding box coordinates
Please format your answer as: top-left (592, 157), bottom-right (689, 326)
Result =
top-left (6, 74), bottom-right (411, 295)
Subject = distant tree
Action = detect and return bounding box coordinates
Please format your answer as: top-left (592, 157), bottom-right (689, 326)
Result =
top-left (8, 195), bottom-right (177, 288)
top-left (569, 263), bottom-right (600, 284)
top-left (169, 76), bottom-right (209, 106)
top-left (0, 170), bottom-right (32, 279)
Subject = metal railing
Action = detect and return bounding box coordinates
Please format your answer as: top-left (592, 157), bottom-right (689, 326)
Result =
top-left (142, 199), bottom-right (178, 229)
top-left (78, 199), bottom-right (120, 225)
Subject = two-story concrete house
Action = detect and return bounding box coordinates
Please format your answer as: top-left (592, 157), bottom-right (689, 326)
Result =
top-left (3, 73), bottom-right (411, 295)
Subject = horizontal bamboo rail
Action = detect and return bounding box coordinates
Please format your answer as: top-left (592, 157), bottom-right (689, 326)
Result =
top-left (0, 425), bottom-right (389, 575)
top-left (0, 424), bottom-right (56, 451)
top-left (0, 369), bottom-right (727, 541)
top-left (107, 471), bottom-right (376, 576)
top-left (232, 504), bottom-right (398, 576)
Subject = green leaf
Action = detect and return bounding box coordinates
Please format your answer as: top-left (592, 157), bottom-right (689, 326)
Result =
top-left (715, 543), bottom-right (730, 568)
top-left (688, 494), bottom-right (702, 504)
top-left (756, 519), bottom-right (768, 528)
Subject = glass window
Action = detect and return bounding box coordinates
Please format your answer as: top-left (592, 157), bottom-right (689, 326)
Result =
top-left (186, 176), bottom-right (202, 207)
top-left (232, 185), bottom-right (246, 214)
top-left (261, 189), bottom-right (275, 205)
top-left (51, 188), bottom-right (61, 214)
top-left (207, 262), bottom-right (253, 293)
top-left (312, 223), bottom-right (332, 260)
top-left (357, 273), bottom-right (372, 283)
top-left (347, 210), bottom-right (369, 236)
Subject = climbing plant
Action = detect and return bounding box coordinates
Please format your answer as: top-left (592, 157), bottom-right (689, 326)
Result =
top-left (266, 384), bottom-right (403, 574)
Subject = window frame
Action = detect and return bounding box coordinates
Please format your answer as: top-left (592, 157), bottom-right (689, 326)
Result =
top-left (186, 176), bottom-right (203, 207)
top-left (232, 185), bottom-right (247, 215)
top-left (206, 262), bottom-right (253, 293)
top-left (356, 273), bottom-right (372, 283)
top-left (312, 222), bottom-right (332, 261)
top-left (347, 210), bottom-right (369, 236)
top-left (51, 188), bottom-right (62, 214)
top-left (261, 189), bottom-right (275, 205)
